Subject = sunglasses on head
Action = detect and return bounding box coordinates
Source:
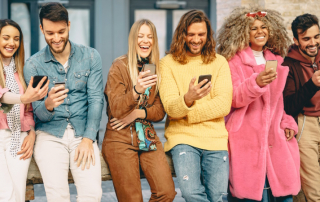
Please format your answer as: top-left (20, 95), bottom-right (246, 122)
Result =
top-left (246, 11), bottom-right (267, 18)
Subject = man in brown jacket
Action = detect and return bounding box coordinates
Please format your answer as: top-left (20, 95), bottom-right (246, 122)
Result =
top-left (283, 14), bottom-right (320, 201)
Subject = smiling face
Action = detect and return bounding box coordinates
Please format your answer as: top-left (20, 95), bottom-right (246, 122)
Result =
top-left (137, 24), bottom-right (153, 58)
top-left (249, 19), bottom-right (269, 51)
top-left (40, 19), bottom-right (70, 54)
top-left (185, 21), bottom-right (207, 56)
top-left (294, 25), bottom-right (320, 60)
top-left (0, 25), bottom-right (20, 61)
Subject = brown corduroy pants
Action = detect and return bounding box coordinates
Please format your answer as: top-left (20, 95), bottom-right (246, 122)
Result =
top-left (297, 114), bottom-right (320, 202)
top-left (102, 136), bottom-right (176, 202)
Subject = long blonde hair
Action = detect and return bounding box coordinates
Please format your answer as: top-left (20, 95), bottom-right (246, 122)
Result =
top-left (122, 19), bottom-right (160, 92)
top-left (0, 19), bottom-right (28, 107)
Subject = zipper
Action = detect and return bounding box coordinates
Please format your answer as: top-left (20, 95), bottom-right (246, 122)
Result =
top-left (130, 125), bottom-right (133, 146)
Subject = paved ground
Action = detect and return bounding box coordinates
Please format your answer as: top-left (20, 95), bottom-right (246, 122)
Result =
top-left (30, 122), bottom-right (228, 201)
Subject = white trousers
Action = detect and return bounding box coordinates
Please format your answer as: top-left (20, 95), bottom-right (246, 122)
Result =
top-left (0, 129), bottom-right (30, 202)
top-left (34, 127), bottom-right (102, 202)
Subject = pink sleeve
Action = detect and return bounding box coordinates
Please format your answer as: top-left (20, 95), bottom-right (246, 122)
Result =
top-left (24, 105), bottom-right (35, 128)
top-left (0, 87), bottom-right (10, 107)
top-left (229, 60), bottom-right (267, 108)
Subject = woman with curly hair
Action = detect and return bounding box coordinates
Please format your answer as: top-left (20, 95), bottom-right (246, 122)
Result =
top-left (217, 7), bottom-right (300, 202)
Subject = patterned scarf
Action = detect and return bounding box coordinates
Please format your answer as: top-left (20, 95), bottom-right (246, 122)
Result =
top-left (135, 57), bottom-right (157, 151)
top-left (3, 57), bottom-right (21, 157)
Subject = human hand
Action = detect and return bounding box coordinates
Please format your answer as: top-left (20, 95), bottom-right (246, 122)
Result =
top-left (184, 77), bottom-right (212, 107)
top-left (44, 85), bottom-right (69, 111)
top-left (256, 68), bottom-right (277, 88)
top-left (110, 109), bottom-right (145, 130)
top-left (20, 76), bottom-right (49, 104)
top-left (74, 138), bottom-right (95, 170)
top-left (17, 130), bottom-right (35, 160)
top-left (135, 70), bottom-right (158, 94)
top-left (312, 70), bottom-right (320, 87)
top-left (285, 128), bottom-right (295, 141)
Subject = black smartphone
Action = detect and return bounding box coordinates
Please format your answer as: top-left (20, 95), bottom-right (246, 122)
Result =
top-left (142, 64), bottom-right (156, 77)
top-left (32, 75), bottom-right (48, 101)
top-left (198, 74), bottom-right (212, 88)
top-left (32, 75), bottom-right (48, 89)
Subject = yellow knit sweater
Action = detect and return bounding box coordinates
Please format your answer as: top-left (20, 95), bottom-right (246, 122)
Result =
top-left (159, 54), bottom-right (233, 152)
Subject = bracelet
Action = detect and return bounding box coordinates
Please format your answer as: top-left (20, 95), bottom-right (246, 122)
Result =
top-left (134, 85), bottom-right (142, 95)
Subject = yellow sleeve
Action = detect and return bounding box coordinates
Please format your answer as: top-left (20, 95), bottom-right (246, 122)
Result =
top-left (159, 58), bottom-right (193, 118)
top-left (187, 59), bottom-right (233, 124)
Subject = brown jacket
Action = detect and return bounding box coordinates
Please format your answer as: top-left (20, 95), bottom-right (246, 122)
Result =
top-left (104, 56), bottom-right (165, 144)
top-left (283, 45), bottom-right (320, 121)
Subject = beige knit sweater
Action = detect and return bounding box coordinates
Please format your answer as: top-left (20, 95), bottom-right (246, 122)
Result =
top-left (159, 54), bottom-right (233, 152)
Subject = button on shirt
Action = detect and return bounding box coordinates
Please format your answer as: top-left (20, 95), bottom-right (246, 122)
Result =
top-left (23, 41), bottom-right (104, 141)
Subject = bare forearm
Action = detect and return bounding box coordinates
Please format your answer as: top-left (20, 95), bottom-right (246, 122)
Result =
top-left (0, 92), bottom-right (22, 104)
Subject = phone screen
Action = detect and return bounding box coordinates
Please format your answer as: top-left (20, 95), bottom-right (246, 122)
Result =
top-left (265, 60), bottom-right (278, 72)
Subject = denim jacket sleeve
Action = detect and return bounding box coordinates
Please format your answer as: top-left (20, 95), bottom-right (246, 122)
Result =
top-left (23, 60), bottom-right (55, 122)
top-left (83, 49), bottom-right (104, 141)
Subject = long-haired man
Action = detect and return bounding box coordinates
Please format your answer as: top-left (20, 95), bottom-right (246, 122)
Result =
top-left (159, 10), bottom-right (232, 202)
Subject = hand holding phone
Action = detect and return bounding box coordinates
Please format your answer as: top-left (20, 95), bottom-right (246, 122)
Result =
top-left (45, 83), bottom-right (69, 111)
top-left (184, 75), bottom-right (212, 107)
top-left (198, 74), bottom-right (212, 88)
top-left (20, 76), bottom-right (49, 103)
top-left (135, 64), bottom-right (157, 94)
top-left (256, 60), bottom-right (278, 87)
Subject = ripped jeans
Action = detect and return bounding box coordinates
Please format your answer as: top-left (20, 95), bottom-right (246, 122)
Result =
top-left (171, 144), bottom-right (228, 202)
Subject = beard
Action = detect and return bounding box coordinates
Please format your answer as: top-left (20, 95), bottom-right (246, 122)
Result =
top-left (186, 41), bottom-right (205, 55)
top-left (46, 33), bottom-right (69, 54)
top-left (298, 43), bottom-right (319, 58)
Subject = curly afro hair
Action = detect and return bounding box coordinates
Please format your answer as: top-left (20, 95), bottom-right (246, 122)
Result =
top-left (217, 7), bottom-right (291, 61)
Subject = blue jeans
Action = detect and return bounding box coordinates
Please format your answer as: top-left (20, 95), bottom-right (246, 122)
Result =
top-left (232, 177), bottom-right (293, 202)
top-left (171, 144), bottom-right (229, 202)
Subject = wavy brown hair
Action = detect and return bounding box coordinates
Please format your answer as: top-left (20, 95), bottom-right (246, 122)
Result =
top-left (169, 10), bottom-right (216, 64)
top-left (217, 7), bottom-right (291, 61)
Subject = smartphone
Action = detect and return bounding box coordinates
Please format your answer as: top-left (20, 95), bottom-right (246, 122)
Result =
top-left (142, 64), bottom-right (156, 77)
top-left (198, 74), bottom-right (212, 88)
top-left (54, 82), bottom-right (66, 93)
top-left (33, 75), bottom-right (48, 89)
top-left (265, 60), bottom-right (278, 72)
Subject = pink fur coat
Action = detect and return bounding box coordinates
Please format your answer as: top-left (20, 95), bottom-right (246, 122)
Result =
top-left (226, 47), bottom-right (300, 200)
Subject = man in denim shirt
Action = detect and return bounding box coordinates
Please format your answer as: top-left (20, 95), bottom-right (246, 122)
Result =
top-left (23, 3), bottom-right (103, 201)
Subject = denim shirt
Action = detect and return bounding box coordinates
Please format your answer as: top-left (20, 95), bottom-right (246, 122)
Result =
top-left (23, 41), bottom-right (104, 141)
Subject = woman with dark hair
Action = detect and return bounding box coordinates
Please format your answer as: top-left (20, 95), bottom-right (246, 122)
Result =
top-left (0, 19), bottom-right (48, 201)
top-left (102, 19), bottom-right (176, 202)
top-left (217, 7), bottom-right (300, 202)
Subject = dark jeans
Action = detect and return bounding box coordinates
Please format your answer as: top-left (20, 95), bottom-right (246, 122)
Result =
top-left (228, 177), bottom-right (293, 202)
top-left (171, 144), bottom-right (229, 202)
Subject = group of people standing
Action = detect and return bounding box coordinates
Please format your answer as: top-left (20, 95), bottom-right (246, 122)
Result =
top-left (0, 2), bottom-right (320, 202)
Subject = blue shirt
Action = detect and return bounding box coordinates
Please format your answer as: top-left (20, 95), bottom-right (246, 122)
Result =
top-left (23, 41), bottom-right (104, 141)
